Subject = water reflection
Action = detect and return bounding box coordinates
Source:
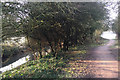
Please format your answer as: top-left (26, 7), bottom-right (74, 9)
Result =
top-left (0, 54), bottom-right (31, 73)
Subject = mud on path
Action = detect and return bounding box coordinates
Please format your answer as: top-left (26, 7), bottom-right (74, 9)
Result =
top-left (65, 40), bottom-right (119, 78)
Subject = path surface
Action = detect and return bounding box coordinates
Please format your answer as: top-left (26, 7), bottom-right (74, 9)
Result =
top-left (67, 40), bottom-right (119, 78)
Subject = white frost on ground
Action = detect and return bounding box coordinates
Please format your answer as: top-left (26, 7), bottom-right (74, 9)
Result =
top-left (101, 30), bottom-right (117, 40)
top-left (0, 54), bottom-right (31, 73)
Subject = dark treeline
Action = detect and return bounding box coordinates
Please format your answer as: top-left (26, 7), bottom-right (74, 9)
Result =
top-left (2, 2), bottom-right (109, 58)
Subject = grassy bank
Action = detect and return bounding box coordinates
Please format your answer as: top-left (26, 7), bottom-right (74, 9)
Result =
top-left (2, 54), bottom-right (71, 78)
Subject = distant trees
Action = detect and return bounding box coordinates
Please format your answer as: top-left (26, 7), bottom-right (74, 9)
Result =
top-left (2, 2), bottom-right (109, 58)
top-left (112, 2), bottom-right (120, 38)
top-left (112, 19), bottom-right (119, 36)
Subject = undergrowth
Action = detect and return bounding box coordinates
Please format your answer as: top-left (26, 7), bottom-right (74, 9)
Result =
top-left (2, 54), bottom-right (72, 78)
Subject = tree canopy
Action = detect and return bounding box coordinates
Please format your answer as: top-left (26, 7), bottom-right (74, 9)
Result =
top-left (112, 2), bottom-right (120, 38)
top-left (2, 2), bottom-right (109, 57)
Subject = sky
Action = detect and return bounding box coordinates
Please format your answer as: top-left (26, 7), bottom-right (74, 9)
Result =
top-left (101, 30), bottom-right (117, 39)
top-left (106, 2), bottom-right (118, 20)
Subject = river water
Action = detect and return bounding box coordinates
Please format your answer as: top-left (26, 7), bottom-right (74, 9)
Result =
top-left (0, 54), bottom-right (31, 73)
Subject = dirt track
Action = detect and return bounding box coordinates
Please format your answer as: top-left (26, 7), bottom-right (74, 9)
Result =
top-left (87, 40), bottom-right (118, 78)
top-left (68, 40), bottom-right (119, 78)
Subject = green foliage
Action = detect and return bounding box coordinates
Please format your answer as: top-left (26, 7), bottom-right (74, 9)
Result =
top-left (2, 2), bottom-right (25, 40)
top-left (112, 18), bottom-right (120, 38)
top-left (112, 2), bottom-right (120, 38)
top-left (2, 2), bottom-right (109, 57)
top-left (2, 55), bottom-right (69, 78)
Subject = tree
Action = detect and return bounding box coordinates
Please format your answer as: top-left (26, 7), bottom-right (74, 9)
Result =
top-left (112, 2), bottom-right (120, 38)
top-left (2, 2), bottom-right (109, 58)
